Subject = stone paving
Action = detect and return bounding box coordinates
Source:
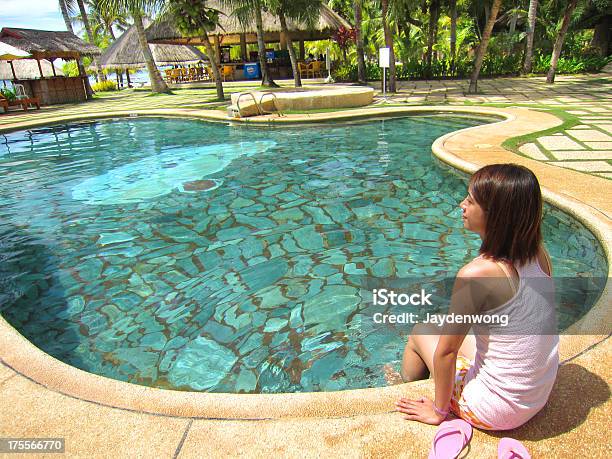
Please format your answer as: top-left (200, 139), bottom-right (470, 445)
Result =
top-left (368, 73), bottom-right (612, 180)
top-left (378, 72), bottom-right (612, 180)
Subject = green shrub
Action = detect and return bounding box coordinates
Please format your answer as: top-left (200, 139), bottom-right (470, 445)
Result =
top-left (532, 53), bottom-right (611, 75)
top-left (92, 80), bottom-right (118, 92)
top-left (0, 88), bottom-right (16, 102)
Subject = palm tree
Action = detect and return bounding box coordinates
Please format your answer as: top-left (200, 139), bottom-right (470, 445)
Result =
top-left (425, 0), bottom-right (440, 78)
top-left (276, 5), bottom-right (301, 87)
top-left (224, 0), bottom-right (278, 87)
top-left (87, 0), bottom-right (130, 40)
top-left (99, 0), bottom-right (170, 93)
top-left (449, 0), bottom-right (457, 74)
top-left (76, 0), bottom-right (106, 81)
top-left (354, 0), bottom-right (367, 84)
top-left (270, 0), bottom-right (322, 88)
top-left (58, 0), bottom-right (96, 98)
top-left (523, 0), bottom-right (538, 73)
top-left (168, 0), bottom-right (224, 100)
top-left (468, 0), bottom-right (502, 93)
top-left (381, 0), bottom-right (396, 92)
top-left (546, 0), bottom-right (579, 83)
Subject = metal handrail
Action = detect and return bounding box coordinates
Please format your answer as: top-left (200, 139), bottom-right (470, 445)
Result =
top-left (259, 92), bottom-right (284, 117)
top-left (236, 92), bottom-right (262, 117)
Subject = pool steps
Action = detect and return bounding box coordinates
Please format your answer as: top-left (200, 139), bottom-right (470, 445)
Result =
top-left (228, 86), bottom-right (375, 118)
top-left (229, 91), bottom-right (284, 118)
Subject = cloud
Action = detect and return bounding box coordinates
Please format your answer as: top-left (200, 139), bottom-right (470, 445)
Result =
top-left (1, 0), bottom-right (67, 32)
top-left (0, 0), bottom-right (59, 17)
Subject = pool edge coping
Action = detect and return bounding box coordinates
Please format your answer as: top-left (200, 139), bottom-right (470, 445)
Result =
top-left (0, 105), bottom-right (610, 420)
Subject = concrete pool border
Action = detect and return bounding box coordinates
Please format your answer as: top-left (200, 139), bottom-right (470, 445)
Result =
top-left (0, 105), bottom-right (609, 421)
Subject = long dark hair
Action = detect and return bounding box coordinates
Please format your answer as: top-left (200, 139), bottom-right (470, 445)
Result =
top-left (469, 164), bottom-right (543, 266)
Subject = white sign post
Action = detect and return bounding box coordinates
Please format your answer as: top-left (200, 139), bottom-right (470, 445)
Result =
top-left (379, 47), bottom-right (390, 98)
top-left (325, 47), bottom-right (333, 83)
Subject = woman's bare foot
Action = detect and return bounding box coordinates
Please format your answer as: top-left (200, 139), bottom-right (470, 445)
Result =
top-left (384, 364), bottom-right (404, 385)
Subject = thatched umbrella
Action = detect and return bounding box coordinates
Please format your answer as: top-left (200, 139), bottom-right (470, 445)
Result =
top-left (146, 1), bottom-right (350, 60)
top-left (0, 59), bottom-right (63, 80)
top-left (0, 28), bottom-right (100, 78)
top-left (0, 41), bottom-right (32, 80)
top-left (99, 21), bottom-right (208, 70)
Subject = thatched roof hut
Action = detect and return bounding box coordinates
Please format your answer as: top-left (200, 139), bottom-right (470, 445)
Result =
top-left (146, 1), bottom-right (351, 46)
top-left (0, 59), bottom-right (63, 80)
top-left (99, 22), bottom-right (207, 70)
top-left (0, 27), bottom-right (101, 60)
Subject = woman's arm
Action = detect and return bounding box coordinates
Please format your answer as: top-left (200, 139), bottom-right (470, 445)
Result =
top-left (396, 263), bottom-right (489, 424)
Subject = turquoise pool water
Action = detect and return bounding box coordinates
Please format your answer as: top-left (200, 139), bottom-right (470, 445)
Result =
top-left (0, 117), bottom-right (607, 393)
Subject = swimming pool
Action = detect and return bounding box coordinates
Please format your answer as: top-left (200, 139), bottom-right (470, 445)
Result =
top-left (0, 117), bottom-right (607, 393)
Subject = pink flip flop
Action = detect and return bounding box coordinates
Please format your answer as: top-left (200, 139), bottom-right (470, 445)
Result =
top-left (498, 438), bottom-right (531, 459)
top-left (428, 419), bottom-right (473, 459)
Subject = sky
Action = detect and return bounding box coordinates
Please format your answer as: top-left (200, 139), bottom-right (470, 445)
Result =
top-left (1, 0), bottom-right (68, 32)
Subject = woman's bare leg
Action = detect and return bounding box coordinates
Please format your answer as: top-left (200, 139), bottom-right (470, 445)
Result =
top-left (400, 324), bottom-right (476, 382)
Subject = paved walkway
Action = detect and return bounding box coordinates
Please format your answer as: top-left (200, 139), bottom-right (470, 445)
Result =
top-left (369, 73), bottom-right (612, 180)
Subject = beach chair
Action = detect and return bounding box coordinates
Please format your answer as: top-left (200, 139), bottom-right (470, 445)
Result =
top-left (195, 67), bottom-right (205, 81)
top-left (188, 67), bottom-right (198, 81)
top-left (298, 61), bottom-right (311, 78)
top-left (170, 68), bottom-right (182, 83)
top-left (221, 66), bottom-right (234, 81)
top-left (311, 61), bottom-right (323, 78)
top-left (0, 93), bottom-right (40, 112)
top-left (13, 84), bottom-right (29, 100)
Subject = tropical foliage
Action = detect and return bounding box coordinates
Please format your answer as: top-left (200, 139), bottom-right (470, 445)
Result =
top-left (58, 0), bottom-right (612, 94)
top-left (91, 80), bottom-right (118, 91)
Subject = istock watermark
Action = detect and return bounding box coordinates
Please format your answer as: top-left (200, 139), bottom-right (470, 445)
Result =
top-left (372, 311), bottom-right (509, 327)
top-left (372, 288), bottom-right (433, 306)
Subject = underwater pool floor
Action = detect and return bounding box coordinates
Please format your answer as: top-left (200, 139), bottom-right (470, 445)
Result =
top-left (0, 104), bottom-right (610, 457)
top-left (0, 113), bottom-right (608, 395)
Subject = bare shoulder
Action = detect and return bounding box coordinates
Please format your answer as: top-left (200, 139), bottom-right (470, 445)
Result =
top-left (458, 257), bottom-right (504, 279)
top-left (536, 245), bottom-right (553, 276)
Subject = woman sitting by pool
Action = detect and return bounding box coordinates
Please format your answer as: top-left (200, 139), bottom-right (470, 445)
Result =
top-left (393, 163), bottom-right (559, 431)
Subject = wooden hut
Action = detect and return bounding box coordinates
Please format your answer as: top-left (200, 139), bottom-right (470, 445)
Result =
top-left (99, 21), bottom-right (207, 70)
top-left (98, 21), bottom-right (207, 87)
top-left (146, 1), bottom-right (350, 79)
top-left (0, 28), bottom-right (101, 104)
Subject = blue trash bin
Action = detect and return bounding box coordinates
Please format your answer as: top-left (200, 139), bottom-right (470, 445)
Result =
top-left (243, 62), bottom-right (261, 79)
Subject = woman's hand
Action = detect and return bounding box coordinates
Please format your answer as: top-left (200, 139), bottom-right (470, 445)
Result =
top-left (395, 397), bottom-right (447, 425)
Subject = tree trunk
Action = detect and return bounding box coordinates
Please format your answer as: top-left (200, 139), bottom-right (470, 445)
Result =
top-left (382, 0), bottom-right (396, 92)
top-left (108, 24), bottom-right (116, 41)
top-left (468, 0), bottom-right (502, 93)
top-left (278, 9), bottom-right (301, 88)
top-left (76, 0), bottom-right (105, 82)
top-left (133, 12), bottom-right (170, 94)
top-left (426, 0), bottom-right (440, 77)
top-left (59, 0), bottom-right (94, 99)
top-left (255, 5), bottom-right (278, 88)
top-left (509, 11), bottom-right (518, 35)
top-left (546, 0), bottom-right (579, 83)
top-left (59, 0), bottom-right (73, 33)
top-left (354, 0), bottom-right (367, 84)
top-left (202, 30), bottom-right (224, 100)
top-left (450, 0), bottom-right (457, 75)
top-left (591, 15), bottom-right (611, 56)
top-left (523, 0), bottom-right (538, 73)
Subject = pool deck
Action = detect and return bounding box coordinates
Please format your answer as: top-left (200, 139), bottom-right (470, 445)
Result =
top-left (0, 73), bottom-right (611, 457)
